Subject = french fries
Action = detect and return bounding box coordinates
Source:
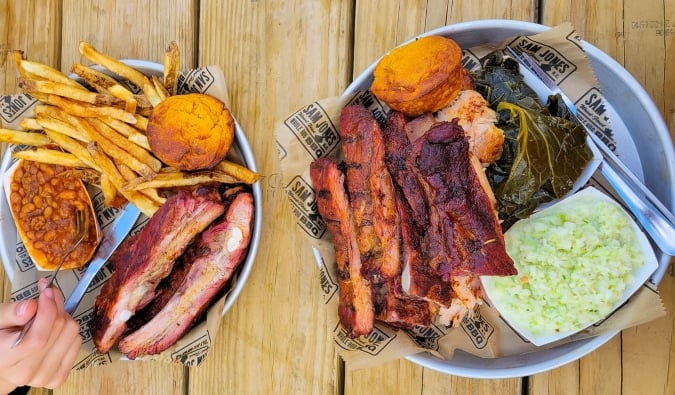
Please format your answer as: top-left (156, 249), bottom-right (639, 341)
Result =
top-left (19, 79), bottom-right (124, 107)
top-left (88, 142), bottom-right (160, 217)
top-left (2, 40), bottom-right (259, 220)
top-left (12, 148), bottom-right (87, 168)
top-left (70, 63), bottom-right (138, 113)
top-left (123, 170), bottom-right (240, 191)
top-left (18, 118), bottom-right (42, 131)
top-left (86, 118), bottom-right (162, 172)
top-left (17, 58), bottom-right (85, 89)
top-left (215, 160), bottom-right (261, 184)
top-left (79, 42), bottom-right (163, 106)
top-left (100, 172), bottom-right (125, 207)
top-left (0, 129), bottom-right (51, 146)
top-left (43, 129), bottom-right (100, 171)
top-left (163, 41), bottom-right (180, 95)
top-left (45, 94), bottom-right (136, 123)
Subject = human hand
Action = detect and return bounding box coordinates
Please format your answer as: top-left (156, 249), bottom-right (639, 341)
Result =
top-left (0, 278), bottom-right (82, 394)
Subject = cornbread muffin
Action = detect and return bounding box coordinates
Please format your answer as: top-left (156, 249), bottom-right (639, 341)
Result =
top-left (148, 93), bottom-right (235, 171)
top-left (370, 36), bottom-right (465, 116)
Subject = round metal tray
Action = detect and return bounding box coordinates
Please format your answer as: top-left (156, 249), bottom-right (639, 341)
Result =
top-left (343, 19), bottom-right (674, 378)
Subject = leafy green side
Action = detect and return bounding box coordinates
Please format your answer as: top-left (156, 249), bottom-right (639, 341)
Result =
top-left (473, 53), bottom-right (593, 228)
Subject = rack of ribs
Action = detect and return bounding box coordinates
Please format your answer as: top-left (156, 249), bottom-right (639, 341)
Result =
top-left (118, 190), bottom-right (254, 358)
top-left (91, 187), bottom-right (226, 353)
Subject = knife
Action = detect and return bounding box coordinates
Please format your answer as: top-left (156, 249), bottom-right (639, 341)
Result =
top-left (64, 203), bottom-right (141, 315)
top-left (506, 47), bottom-right (675, 255)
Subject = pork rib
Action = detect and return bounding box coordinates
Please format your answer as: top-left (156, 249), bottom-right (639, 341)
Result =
top-left (383, 111), bottom-right (454, 307)
top-left (339, 105), bottom-right (400, 281)
top-left (118, 191), bottom-right (254, 358)
top-left (310, 158), bottom-right (374, 337)
top-left (411, 121), bottom-right (515, 277)
top-left (91, 188), bottom-right (225, 353)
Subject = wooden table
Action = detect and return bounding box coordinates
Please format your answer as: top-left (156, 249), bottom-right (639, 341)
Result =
top-left (1, 1), bottom-right (674, 394)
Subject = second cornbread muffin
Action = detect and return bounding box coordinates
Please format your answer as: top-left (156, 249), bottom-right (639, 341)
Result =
top-left (370, 36), bottom-right (465, 116)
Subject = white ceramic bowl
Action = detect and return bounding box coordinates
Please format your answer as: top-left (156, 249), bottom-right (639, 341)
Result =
top-left (0, 60), bottom-right (262, 319)
top-left (343, 19), bottom-right (675, 378)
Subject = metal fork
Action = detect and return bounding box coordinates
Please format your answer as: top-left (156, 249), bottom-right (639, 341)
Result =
top-left (11, 208), bottom-right (87, 349)
top-left (506, 47), bottom-right (675, 255)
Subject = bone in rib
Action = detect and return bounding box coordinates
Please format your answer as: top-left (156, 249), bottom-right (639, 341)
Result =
top-left (338, 105), bottom-right (401, 282)
top-left (91, 187), bottom-right (225, 353)
top-left (310, 158), bottom-right (375, 337)
top-left (118, 190), bottom-right (254, 358)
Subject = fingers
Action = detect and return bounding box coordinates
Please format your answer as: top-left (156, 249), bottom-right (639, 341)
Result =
top-left (28, 317), bottom-right (82, 389)
top-left (1, 278), bottom-right (83, 389)
top-left (0, 300), bottom-right (38, 330)
top-left (20, 279), bottom-right (64, 350)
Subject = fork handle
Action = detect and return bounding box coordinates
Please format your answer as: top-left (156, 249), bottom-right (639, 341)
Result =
top-left (600, 158), bottom-right (675, 255)
top-left (11, 315), bottom-right (35, 349)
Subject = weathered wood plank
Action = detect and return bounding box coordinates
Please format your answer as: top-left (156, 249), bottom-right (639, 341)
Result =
top-left (60, 0), bottom-right (198, 71)
top-left (193, 1), bottom-right (353, 394)
top-left (1, 3), bottom-right (63, 394)
top-left (536, 2), bottom-right (675, 394)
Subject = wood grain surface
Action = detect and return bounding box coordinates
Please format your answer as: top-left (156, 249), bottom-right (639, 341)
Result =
top-left (0, 1), bottom-right (673, 394)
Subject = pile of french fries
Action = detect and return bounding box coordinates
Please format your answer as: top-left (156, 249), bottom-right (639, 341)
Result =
top-left (0, 41), bottom-right (260, 218)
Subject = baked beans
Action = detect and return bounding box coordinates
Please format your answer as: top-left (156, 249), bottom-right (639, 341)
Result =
top-left (9, 160), bottom-right (100, 270)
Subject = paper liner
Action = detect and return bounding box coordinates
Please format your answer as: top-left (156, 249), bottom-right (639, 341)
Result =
top-left (0, 65), bottom-right (248, 368)
top-left (276, 23), bottom-right (666, 369)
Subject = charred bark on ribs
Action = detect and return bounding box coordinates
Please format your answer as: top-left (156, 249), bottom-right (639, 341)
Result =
top-left (310, 104), bottom-right (516, 336)
top-left (118, 190), bottom-right (254, 358)
top-left (91, 185), bottom-right (254, 356)
top-left (310, 158), bottom-right (375, 337)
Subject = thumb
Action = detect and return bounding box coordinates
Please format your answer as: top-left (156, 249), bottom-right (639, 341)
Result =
top-left (0, 300), bottom-right (38, 329)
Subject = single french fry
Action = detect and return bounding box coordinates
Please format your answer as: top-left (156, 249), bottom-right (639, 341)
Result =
top-left (151, 75), bottom-right (169, 102)
top-left (0, 128), bottom-right (51, 146)
top-left (214, 160), bottom-right (261, 184)
top-left (100, 172), bottom-right (127, 208)
top-left (70, 63), bottom-right (138, 113)
top-left (12, 148), bottom-right (87, 168)
top-left (19, 79), bottom-right (124, 107)
top-left (70, 63), bottom-right (127, 93)
top-left (45, 94), bottom-right (136, 124)
top-left (132, 114), bottom-right (148, 131)
top-left (101, 117), bottom-right (136, 137)
top-left (128, 132), bottom-right (151, 150)
top-left (163, 41), bottom-right (180, 95)
top-left (12, 51), bottom-right (33, 79)
top-left (36, 113), bottom-right (89, 143)
top-left (19, 59), bottom-right (85, 89)
top-left (89, 142), bottom-right (159, 217)
top-left (124, 170), bottom-right (240, 191)
top-left (18, 118), bottom-right (42, 131)
top-left (79, 42), bottom-right (162, 106)
top-left (43, 129), bottom-right (99, 171)
top-left (87, 118), bottom-right (162, 172)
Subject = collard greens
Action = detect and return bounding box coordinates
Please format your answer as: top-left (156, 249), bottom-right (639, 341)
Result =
top-left (473, 52), bottom-right (593, 228)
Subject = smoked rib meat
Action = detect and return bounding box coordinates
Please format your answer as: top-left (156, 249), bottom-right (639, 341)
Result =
top-left (91, 188), bottom-right (226, 353)
top-left (118, 191), bottom-right (254, 358)
top-left (409, 121), bottom-right (515, 277)
top-left (310, 158), bottom-right (375, 337)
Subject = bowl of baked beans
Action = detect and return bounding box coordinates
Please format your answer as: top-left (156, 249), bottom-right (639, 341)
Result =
top-left (3, 158), bottom-right (101, 272)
